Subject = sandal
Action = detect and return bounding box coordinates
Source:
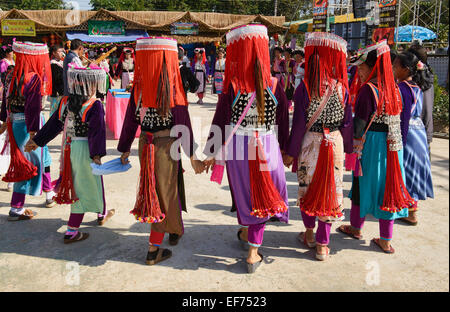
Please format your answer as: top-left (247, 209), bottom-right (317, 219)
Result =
top-left (315, 245), bottom-right (330, 261)
top-left (297, 231), bottom-right (316, 248)
top-left (237, 229), bottom-right (249, 251)
top-left (337, 225), bottom-right (363, 240)
top-left (247, 252), bottom-right (264, 274)
top-left (146, 248), bottom-right (172, 265)
top-left (169, 233), bottom-right (182, 246)
top-left (8, 209), bottom-right (37, 221)
top-left (64, 231), bottom-right (90, 244)
top-left (398, 218), bottom-right (418, 226)
top-left (97, 209), bottom-right (116, 226)
top-left (371, 238), bottom-right (395, 254)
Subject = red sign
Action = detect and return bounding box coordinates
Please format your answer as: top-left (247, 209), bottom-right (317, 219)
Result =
top-left (313, 0), bottom-right (328, 16)
top-left (372, 27), bottom-right (396, 45)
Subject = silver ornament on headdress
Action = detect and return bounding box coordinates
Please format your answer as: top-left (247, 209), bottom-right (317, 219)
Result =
top-left (67, 64), bottom-right (106, 96)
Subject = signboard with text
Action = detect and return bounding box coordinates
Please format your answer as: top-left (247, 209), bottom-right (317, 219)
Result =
top-left (1, 19), bottom-right (36, 36)
top-left (170, 22), bottom-right (199, 35)
top-left (88, 20), bottom-right (125, 36)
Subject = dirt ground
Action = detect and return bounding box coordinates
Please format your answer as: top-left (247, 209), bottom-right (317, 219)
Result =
top-left (0, 85), bottom-right (448, 292)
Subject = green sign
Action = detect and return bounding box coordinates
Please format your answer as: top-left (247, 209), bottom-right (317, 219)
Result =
top-left (88, 20), bottom-right (125, 36)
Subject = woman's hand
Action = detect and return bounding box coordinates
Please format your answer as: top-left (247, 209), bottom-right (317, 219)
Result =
top-left (190, 156), bottom-right (205, 174)
top-left (203, 157), bottom-right (215, 174)
top-left (24, 139), bottom-right (38, 153)
top-left (0, 122), bottom-right (7, 135)
top-left (283, 154), bottom-right (294, 168)
top-left (93, 156), bottom-right (102, 165)
top-left (120, 152), bottom-right (130, 165)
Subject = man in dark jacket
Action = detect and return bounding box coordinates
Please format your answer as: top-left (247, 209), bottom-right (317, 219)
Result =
top-left (178, 46), bottom-right (199, 96)
top-left (63, 39), bottom-right (85, 96)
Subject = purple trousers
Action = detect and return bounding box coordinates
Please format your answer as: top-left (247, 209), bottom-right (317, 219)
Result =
top-left (301, 211), bottom-right (332, 245)
top-left (10, 171), bottom-right (53, 208)
top-left (350, 204), bottom-right (394, 240)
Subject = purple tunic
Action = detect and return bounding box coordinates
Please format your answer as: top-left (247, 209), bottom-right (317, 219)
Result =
top-left (206, 82), bottom-right (290, 155)
top-left (206, 82), bottom-right (290, 225)
top-left (33, 99), bottom-right (107, 159)
top-left (398, 82), bottom-right (414, 146)
top-left (353, 83), bottom-right (410, 144)
top-left (286, 80), bottom-right (353, 158)
top-left (117, 91), bottom-right (196, 157)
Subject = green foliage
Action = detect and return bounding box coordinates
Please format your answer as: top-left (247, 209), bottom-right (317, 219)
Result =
top-left (433, 87), bottom-right (449, 127)
top-left (433, 75), bottom-right (449, 128)
top-left (1, 0), bottom-right (65, 10)
top-left (89, 0), bottom-right (311, 17)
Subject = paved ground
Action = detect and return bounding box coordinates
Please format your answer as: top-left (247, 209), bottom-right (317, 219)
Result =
top-left (0, 85), bottom-right (448, 292)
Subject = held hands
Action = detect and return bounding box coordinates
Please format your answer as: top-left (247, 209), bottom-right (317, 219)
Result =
top-left (203, 157), bottom-right (215, 174)
top-left (190, 155), bottom-right (206, 174)
top-left (93, 156), bottom-right (102, 165)
top-left (0, 122), bottom-right (6, 135)
top-left (120, 152), bottom-right (130, 165)
top-left (24, 139), bottom-right (38, 153)
top-left (353, 138), bottom-right (365, 158)
top-left (282, 154), bottom-right (294, 168)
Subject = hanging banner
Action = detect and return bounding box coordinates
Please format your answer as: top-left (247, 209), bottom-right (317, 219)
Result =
top-left (170, 22), bottom-right (199, 35)
top-left (313, 0), bottom-right (329, 16)
top-left (369, 0), bottom-right (398, 45)
top-left (88, 20), bottom-right (125, 36)
top-left (312, 0), bottom-right (328, 31)
top-left (1, 19), bottom-right (36, 36)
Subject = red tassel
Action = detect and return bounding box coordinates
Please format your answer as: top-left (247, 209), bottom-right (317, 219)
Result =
top-left (354, 158), bottom-right (363, 177)
top-left (300, 131), bottom-right (342, 218)
top-left (380, 142), bottom-right (415, 213)
top-left (2, 119), bottom-right (38, 183)
top-left (130, 134), bottom-right (166, 224)
top-left (53, 137), bottom-right (78, 204)
top-left (248, 132), bottom-right (288, 219)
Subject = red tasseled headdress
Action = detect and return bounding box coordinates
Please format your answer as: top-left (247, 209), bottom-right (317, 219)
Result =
top-left (194, 48), bottom-right (206, 64)
top-left (10, 41), bottom-right (51, 96)
top-left (351, 40), bottom-right (402, 116)
top-left (118, 47), bottom-right (135, 65)
top-left (223, 24), bottom-right (272, 95)
top-left (133, 37), bottom-right (188, 109)
top-left (303, 32), bottom-right (349, 100)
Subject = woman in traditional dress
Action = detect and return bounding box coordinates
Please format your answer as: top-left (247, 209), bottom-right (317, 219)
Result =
top-left (204, 24), bottom-right (290, 274)
top-left (192, 48), bottom-right (209, 104)
top-left (118, 37), bottom-right (204, 265)
top-left (293, 49), bottom-right (305, 90)
top-left (337, 41), bottom-right (414, 254)
top-left (283, 32), bottom-right (353, 261)
top-left (393, 51), bottom-right (434, 225)
top-left (0, 41), bottom-right (56, 221)
top-left (49, 44), bottom-right (65, 116)
top-left (0, 64), bottom-right (14, 187)
top-left (271, 47), bottom-right (284, 88)
top-left (26, 62), bottom-right (114, 243)
top-left (115, 48), bottom-right (135, 89)
top-left (280, 48), bottom-right (296, 108)
top-left (212, 47), bottom-right (226, 94)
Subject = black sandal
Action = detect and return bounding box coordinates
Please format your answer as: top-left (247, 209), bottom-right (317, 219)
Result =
top-left (247, 252), bottom-right (264, 274)
top-left (146, 248), bottom-right (172, 265)
top-left (64, 232), bottom-right (90, 244)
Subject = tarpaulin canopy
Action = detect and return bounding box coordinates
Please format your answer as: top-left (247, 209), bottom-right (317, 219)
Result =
top-left (66, 30), bottom-right (148, 43)
top-left (395, 25), bottom-right (437, 42)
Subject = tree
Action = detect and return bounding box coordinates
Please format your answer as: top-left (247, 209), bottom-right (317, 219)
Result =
top-left (89, 0), bottom-right (312, 18)
top-left (0, 0), bottom-right (65, 10)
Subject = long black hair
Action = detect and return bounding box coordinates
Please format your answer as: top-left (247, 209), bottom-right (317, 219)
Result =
top-left (396, 51), bottom-right (429, 91)
top-left (407, 45), bottom-right (434, 91)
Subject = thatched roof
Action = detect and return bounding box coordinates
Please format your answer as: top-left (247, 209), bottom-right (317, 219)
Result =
top-left (0, 9), bottom-right (286, 40)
